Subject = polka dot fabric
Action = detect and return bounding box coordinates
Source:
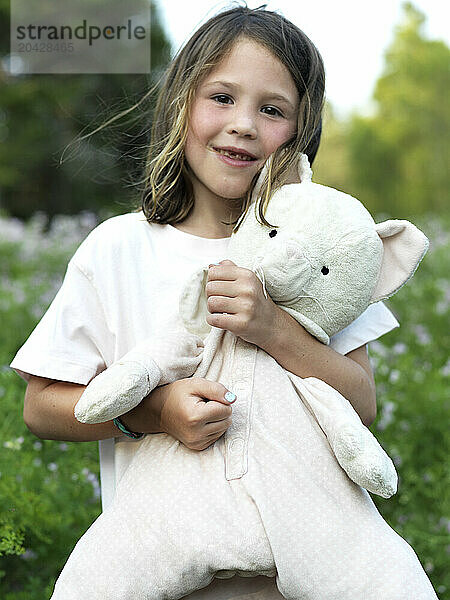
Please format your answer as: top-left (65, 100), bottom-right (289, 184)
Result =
top-left (51, 333), bottom-right (438, 599)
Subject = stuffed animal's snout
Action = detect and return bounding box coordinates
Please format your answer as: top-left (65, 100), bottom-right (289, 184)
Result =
top-left (254, 240), bottom-right (312, 303)
top-left (286, 241), bottom-right (305, 261)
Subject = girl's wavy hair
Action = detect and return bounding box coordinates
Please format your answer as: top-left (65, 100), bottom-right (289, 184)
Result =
top-left (144, 5), bottom-right (325, 231)
top-left (69, 4), bottom-right (325, 232)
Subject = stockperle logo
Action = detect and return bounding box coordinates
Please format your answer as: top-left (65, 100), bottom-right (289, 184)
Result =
top-left (15, 19), bottom-right (147, 46)
top-left (9, 0), bottom-right (151, 74)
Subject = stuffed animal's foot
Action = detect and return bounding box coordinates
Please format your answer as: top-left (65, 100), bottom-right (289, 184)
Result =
top-left (331, 423), bottom-right (398, 498)
top-left (74, 358), bottom-right (161, 424)
top-left (333, 424), bottom-right (365, 460)
top-left (74, 330), bottom-right (204, 425)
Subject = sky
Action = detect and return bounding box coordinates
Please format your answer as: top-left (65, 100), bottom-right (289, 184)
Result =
top-left (153, 0), bottom-right (449, 119)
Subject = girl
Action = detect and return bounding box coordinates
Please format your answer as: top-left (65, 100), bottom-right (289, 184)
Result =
top-left (11, 5), bottom-right (437, 599)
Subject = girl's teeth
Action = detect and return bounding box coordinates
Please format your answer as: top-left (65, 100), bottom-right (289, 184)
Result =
top-left (215, 148), bottom-right (253, 161)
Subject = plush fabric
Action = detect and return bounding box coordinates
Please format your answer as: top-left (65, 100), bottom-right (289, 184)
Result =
top-left (75, 153), bottom-right (429, 499)
top-left (60, 154), bottom-right (437, 599)
top-left (74, 329), bottom-right (204, 423)
top-left (55, 333), bottom-right (436, 600)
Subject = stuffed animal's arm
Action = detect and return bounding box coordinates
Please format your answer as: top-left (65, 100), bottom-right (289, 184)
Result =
top-left (287, 373), bottom-right (398, 498)
top-left (74, 329), bottom-right (204, 424)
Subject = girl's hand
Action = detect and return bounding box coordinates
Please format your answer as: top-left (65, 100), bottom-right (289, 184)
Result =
top-left (159, 378), bottom-right (236, 451)
top-left (205, 259), bottom-right (279, 349)
top-left (121, 377), bottom-right (236, 451)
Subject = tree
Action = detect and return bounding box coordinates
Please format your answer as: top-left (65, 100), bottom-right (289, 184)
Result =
top-left (0, 1), bottom-right (172, 218)
top-left (346, 3), bottom-right (449, 217)
top-left (312, 102), bottom-right (352, 193)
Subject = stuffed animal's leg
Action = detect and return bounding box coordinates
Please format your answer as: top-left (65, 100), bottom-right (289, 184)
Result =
top-left (74, 328), bottom-right (204, 424)
top-left (49, 505), bottom-right (218, 600)
top-left (286, 373), bottom-right (398, 498)
top-left (51, 433), bottom-right (277, 600)
top-left (245, 353), bottom-right (438, 599)
top-left (245, 451), bottom-right (438, 600)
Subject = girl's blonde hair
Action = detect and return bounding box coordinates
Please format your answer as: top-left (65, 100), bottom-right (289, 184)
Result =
top-left (143, 4), bottom-right (325, 231)
top-left (71, 4), bottom-right (325, 231)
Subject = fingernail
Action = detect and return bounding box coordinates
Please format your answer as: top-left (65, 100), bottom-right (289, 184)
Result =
top-left (209, 262), bottom-right (221, 267)
top-left (224, 391), bottom-right (236, 403)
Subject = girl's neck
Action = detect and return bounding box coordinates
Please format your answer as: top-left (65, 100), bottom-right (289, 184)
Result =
top-left (171, 220), bottom-right (232, 239)
top-left (173, 196), bottom-right (243, 239)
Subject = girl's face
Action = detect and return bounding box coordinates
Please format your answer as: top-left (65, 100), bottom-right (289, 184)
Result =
top-left (184, 37), bottom-right (299, 204)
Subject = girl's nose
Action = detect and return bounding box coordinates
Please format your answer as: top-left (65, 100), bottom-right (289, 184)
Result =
top-left (227, 110), bottom-right (257, 138)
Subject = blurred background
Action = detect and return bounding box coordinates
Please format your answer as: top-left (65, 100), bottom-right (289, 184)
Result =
top-left (0, 1), bottom-right (448, 598)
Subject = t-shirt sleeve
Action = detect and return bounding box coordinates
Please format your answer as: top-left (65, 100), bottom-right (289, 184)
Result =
top-left (10, 259), bottom-right (114, 385)
top-left (329, 301), bottom-right (400, 355)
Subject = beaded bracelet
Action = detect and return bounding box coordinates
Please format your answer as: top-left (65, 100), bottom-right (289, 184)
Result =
top-left (113, 416), bottom-right (144, 439)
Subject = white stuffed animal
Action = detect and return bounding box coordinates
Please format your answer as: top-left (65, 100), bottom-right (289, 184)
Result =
top-left (75, 154), bottom-right (428, 500)
top-left (57, 153), bottom-right (438, 600)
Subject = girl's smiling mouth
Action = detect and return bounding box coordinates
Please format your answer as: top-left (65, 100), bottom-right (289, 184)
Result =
top-left (211, 146), bottom-right (258, 167)
top-left (212, 146), bottom-right (256, 162)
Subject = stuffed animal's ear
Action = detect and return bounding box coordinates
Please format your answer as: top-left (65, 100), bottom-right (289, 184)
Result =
top-left (178, 266), bottom-right (212, 336)
top-left (371, 220), bottom-right (429, 302)
top-left (251, 156), bottom-right (272, 202)
top-left (296, 153), bottom-right (313, 183)
top-left (252, 152), bottom-right (313, 200)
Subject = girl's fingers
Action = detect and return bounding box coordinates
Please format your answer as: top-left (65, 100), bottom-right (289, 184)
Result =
top-left (206, 262), bottom-right (240, 282)
top-left (189, 378), bottom-right (237, 406)
top-left (204, 419), bottom-right (232, 438)
top-left (208, 259), bottom-right (236, 268)
top-left (205, 279), bottom-right (238, 298)
top-left (206, 294), bottom-right (239, 314)
top-left (206, 312), bottom-right (241, 331)
top-left (206, 266), bottom-right (258, 300)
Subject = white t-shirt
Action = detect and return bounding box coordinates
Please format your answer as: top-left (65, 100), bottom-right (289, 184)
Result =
top-left (10, 210), bottom-right (400, 510)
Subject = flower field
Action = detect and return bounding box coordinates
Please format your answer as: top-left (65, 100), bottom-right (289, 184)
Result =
top-left (0, 211), bottom-right (448, 598)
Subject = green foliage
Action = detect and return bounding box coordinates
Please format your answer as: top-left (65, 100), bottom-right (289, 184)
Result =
top-left (367, 213), bottom-right (450, 597)
top-left (0, 211), bottom-right (448, 598)
top-left (347, 3), bottom-right (449, 216)
top-left (0, 1), bottom-right (171, 219)
top-left (0, 214), bottom-right (102, 597)
top-left (315, 3), bottom-right (449, 218)
top-left (0, 2), bottom-right (448, 597)
top-left (313, 102), bottom-right (352, 193)
top-left (0, 522), bottom-right (25, 557)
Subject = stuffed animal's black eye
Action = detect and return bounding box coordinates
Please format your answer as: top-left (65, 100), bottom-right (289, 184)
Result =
top-left (269, 229), bottom-right (277, 238)
top-left (321, 266), bottom-right (329, 275)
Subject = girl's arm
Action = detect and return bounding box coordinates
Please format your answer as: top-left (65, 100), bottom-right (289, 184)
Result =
top-left (23, 375), bottom-right (166, 442)
top-left (205, 261), bottom-right (377, 428)
top-left (260, 306), bottom-right (377, 427)
top-left (23, 375), bottom-right (235, 447)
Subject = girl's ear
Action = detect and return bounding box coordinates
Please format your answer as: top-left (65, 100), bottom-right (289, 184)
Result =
top-left (370, 220), bottom-right (429, 302)
top-left (178, 266), bottom-right (212, 336)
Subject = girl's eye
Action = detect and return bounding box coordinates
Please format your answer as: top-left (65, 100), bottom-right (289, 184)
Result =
top-left (269, 229), bottom-right (277, 238)
top-left (321, 266), bottom-right (329, 275)
top-left (211, 96), bottom-right (283, 117)
top-left (262, 106), bottom-right (283, 117)
top-left (212, 94), bottom-right (232, 105)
